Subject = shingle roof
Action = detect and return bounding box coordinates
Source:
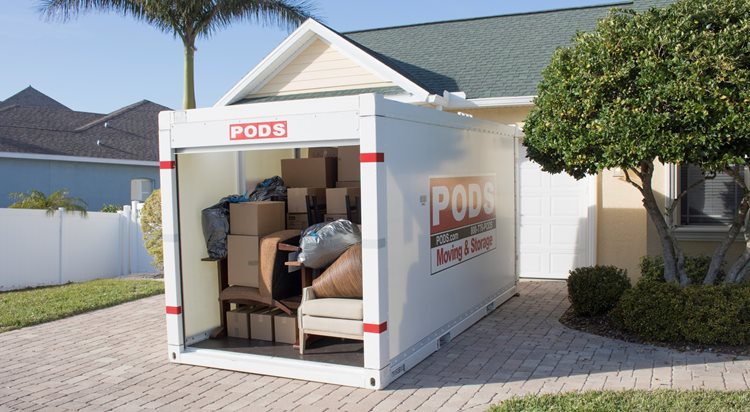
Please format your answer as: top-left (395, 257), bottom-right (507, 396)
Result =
top-left (343, 0), bottom-right (674, 99)
top-left (0, 86), bottom-right (70, 110)
top-left (0, 89), bottom-right (170, 162)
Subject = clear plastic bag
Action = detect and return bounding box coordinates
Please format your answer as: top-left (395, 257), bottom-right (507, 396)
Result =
top-left (298, 219), bottom-right (362, 269)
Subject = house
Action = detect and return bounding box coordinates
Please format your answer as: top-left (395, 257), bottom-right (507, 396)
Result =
top-left (0, 87), bottom-right (168, 210)
top-left (211, 0), bottom-right (738, 280)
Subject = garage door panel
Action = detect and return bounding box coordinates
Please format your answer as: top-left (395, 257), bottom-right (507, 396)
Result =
top-left (550, 197), bottom-right (582, 217)
top-left (518, 144), bottom-right (592, 279)
top-left (520, 197), bottom-right (544, 217)
top-left (550, 224), bottom-right (581, 245)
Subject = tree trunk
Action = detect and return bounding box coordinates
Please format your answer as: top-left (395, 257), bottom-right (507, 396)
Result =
top-left (705, 198), bottom-right (748, 284)
top-left (639, 161), bottom-right (685, 285)
top-left (183, 43), bottom-right (196, 110)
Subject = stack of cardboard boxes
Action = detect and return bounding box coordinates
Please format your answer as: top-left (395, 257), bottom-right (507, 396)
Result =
top-left (226, 306), bottom-right (299, 344)
top-left (282, 145), bottom-right (361, 229)
top-left (224, 145), bottom-right (362, 345)
top-left (226, 201), bottom-right (294, 342)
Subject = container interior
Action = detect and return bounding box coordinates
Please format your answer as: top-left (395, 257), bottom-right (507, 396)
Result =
top-left (177, 144), bottom-right (365, 367)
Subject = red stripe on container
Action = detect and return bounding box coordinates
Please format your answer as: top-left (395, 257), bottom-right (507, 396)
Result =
top-left (160, 161), bottom-right (176, 169)
top-left (360, 152), bottom-right (384, 163)
top-left (363, 322), bottom-right (388, 333)
top-left (166, 306), bottom-right (182, 315)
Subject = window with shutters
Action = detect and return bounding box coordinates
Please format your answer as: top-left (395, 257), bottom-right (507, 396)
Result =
top-left (679, 164), bottom-right (743, 226)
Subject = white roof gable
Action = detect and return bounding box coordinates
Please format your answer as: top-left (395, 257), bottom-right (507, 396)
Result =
top-left (214, 19), bottom-right (431, 107)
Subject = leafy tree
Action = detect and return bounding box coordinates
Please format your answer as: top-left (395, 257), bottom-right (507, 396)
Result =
top-left (524, 0), bottom-right (750, 286)
top-left (9, 189), bottom-right (88, 216)
top-left (39, 0), bottom-right (317, 109)
top-left (140, 189), bottom-right (163, 270)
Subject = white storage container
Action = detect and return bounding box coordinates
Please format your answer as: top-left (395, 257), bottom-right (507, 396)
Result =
top-left (159, 94), bottom-right (518, 389)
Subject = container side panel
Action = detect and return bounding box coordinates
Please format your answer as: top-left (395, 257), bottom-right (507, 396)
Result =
top-left (376, 116), bottom-right (516, 358)
top-left (178, 152), bottom-right (238, 338)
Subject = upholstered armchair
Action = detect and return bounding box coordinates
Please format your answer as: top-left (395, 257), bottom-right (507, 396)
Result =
top-left (297, 286), bottom-right (363, 354)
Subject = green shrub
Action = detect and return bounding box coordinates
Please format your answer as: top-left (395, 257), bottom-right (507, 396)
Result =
top-left (567, 266), bottom-right (630, 317)
top-left (140, 190), bottom-right (163, 270)
top-left (681, 285), bottom-right (750, 346)
top-left (611, 280), bottom-right (684, 342)
top-left (640, 255), bottom-right (723, 285)
top-left (100, 203), bottom-right (122, 213)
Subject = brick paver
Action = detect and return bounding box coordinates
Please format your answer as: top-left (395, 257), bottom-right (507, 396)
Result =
top-left (1, 281), bottom-right (748, 411)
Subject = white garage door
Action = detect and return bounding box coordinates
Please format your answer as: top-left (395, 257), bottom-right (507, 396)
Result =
top-left (518, 144), bottom-right (595, 279)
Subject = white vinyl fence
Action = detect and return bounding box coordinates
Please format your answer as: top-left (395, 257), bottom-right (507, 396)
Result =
top-left (0, 202), bottom-right (158, 291)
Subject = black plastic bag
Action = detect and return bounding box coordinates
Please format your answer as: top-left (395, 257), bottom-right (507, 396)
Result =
top-left (248, 176), bottom-right (287, 202)
top-left (201, 194), bottom-right (248, 259)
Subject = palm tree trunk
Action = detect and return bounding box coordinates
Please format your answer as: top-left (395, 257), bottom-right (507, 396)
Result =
top-left (183, 44), bottom-right (196, 110)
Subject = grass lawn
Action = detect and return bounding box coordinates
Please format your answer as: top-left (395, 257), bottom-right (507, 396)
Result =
top-left (0, 278), bottom-right (164, 333)
top-left (490, 390), bottom-right (750, 412)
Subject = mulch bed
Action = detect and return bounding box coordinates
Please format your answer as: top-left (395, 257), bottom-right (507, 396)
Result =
top-left (559, 306), bottom-right (750, 358)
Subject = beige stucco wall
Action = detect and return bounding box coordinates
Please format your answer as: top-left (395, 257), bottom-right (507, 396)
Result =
top-left (254, 38), bottom-right (394, 98)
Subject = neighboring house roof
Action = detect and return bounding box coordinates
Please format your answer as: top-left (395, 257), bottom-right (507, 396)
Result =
top-left (0, 88), bottom-right (169, 163)
top-left (0, 86), bottom-right (70, 110)
top-left (343, 0), bottom-right (674, 99)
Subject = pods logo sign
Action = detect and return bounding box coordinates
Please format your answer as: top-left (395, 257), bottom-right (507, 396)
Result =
top-left (229, 121), bottom-right (287, 140)
top-left (429, 175), bottom-right (497, 275)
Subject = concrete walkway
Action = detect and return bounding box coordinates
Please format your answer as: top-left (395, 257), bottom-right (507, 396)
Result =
top-left (1, 281), bottom-right (748, 411)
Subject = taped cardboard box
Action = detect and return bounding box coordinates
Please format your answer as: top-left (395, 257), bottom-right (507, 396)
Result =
top-left (326, 188), bottom-right (361, 214)
top-left (251, 308), bottom-right (279, 341)
top-left (337, 145), bottom-right (360, 182)
top-left (308, 147), bottom-right (338, 158)
top-left (227, 306), bottom-right (256, 339)
top-left (273, 312), bottom-right (298, 344)
top-left (287, 188), bottom-right (326, 213)
top-left (229, 201), bottom-right (285, 236)
top-left (227, 234), bottom-right (259, 287)
top-left (336, 181), bottom-right (361, 188)
top-left (281, 157), bottom-right (337, 188)
top-left (287, 212), bottom-right (323, 231)
top-left (324, 213), bottom-right (360, 224)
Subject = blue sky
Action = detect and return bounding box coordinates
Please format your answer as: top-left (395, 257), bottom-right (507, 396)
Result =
top-left (2, 1), bottom-right (608, 113)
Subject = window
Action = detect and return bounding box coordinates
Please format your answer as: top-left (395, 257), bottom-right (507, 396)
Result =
top-left (679, 164), bottom-right (744, 226)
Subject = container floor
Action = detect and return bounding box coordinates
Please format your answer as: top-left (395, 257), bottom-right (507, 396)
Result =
top-left (191, 336), bottom-right (364, 367)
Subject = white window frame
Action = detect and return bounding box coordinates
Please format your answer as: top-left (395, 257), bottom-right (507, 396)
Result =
top-left (666, 164), bottom-right (744, 241)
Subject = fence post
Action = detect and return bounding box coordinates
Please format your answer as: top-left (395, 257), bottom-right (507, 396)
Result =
top-left (58, 207), bottom-right (64, 285)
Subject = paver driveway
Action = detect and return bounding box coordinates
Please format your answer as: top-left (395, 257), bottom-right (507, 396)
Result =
top-left (1, 281), bottom-right (748, 411)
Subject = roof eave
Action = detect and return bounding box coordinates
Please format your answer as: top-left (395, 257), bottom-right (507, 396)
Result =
top-left (445, 95), bottom-right (536, 109)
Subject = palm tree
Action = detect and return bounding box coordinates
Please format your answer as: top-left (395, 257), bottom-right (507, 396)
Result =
top-left (39, 0), bottom-right (317, 109)
top-left (9, 189), bottom-right (88, 216)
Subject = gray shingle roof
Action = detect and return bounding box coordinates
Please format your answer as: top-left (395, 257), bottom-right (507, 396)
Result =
top-left (343, 0), bottom-right (674, 99)
top-left (0, 89), bottom-right (170, 162)
top-left (0, 86), bottom-right (69, 110)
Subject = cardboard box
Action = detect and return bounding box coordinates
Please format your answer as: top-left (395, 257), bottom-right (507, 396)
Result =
top-left (337, 145), bottom-right (360, 182)
top-left (287, 188), bottom-right (326, 213)
top-left (227, 235), bottom-right (259, 287)
top-left (308, 147), bottom-right (338, 158)
top-left (281, 157), bottom-right (337, 188)
top-left (226, 306), bottom-right (255, 339)
top-left (336, 181), bottom-right (361, 188)
top-left (324, 212), bottom-right (360, 224)
top-left (250, 308), bottom-right (278, 341)
top-left (273, 312), bottom-right (299, 344)
top-left (326, 188), bottom-right (361, 214)
top-left (229, 201), bottom-right (285, 236)
top-left (286, 212), bottom-right (323, 231)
